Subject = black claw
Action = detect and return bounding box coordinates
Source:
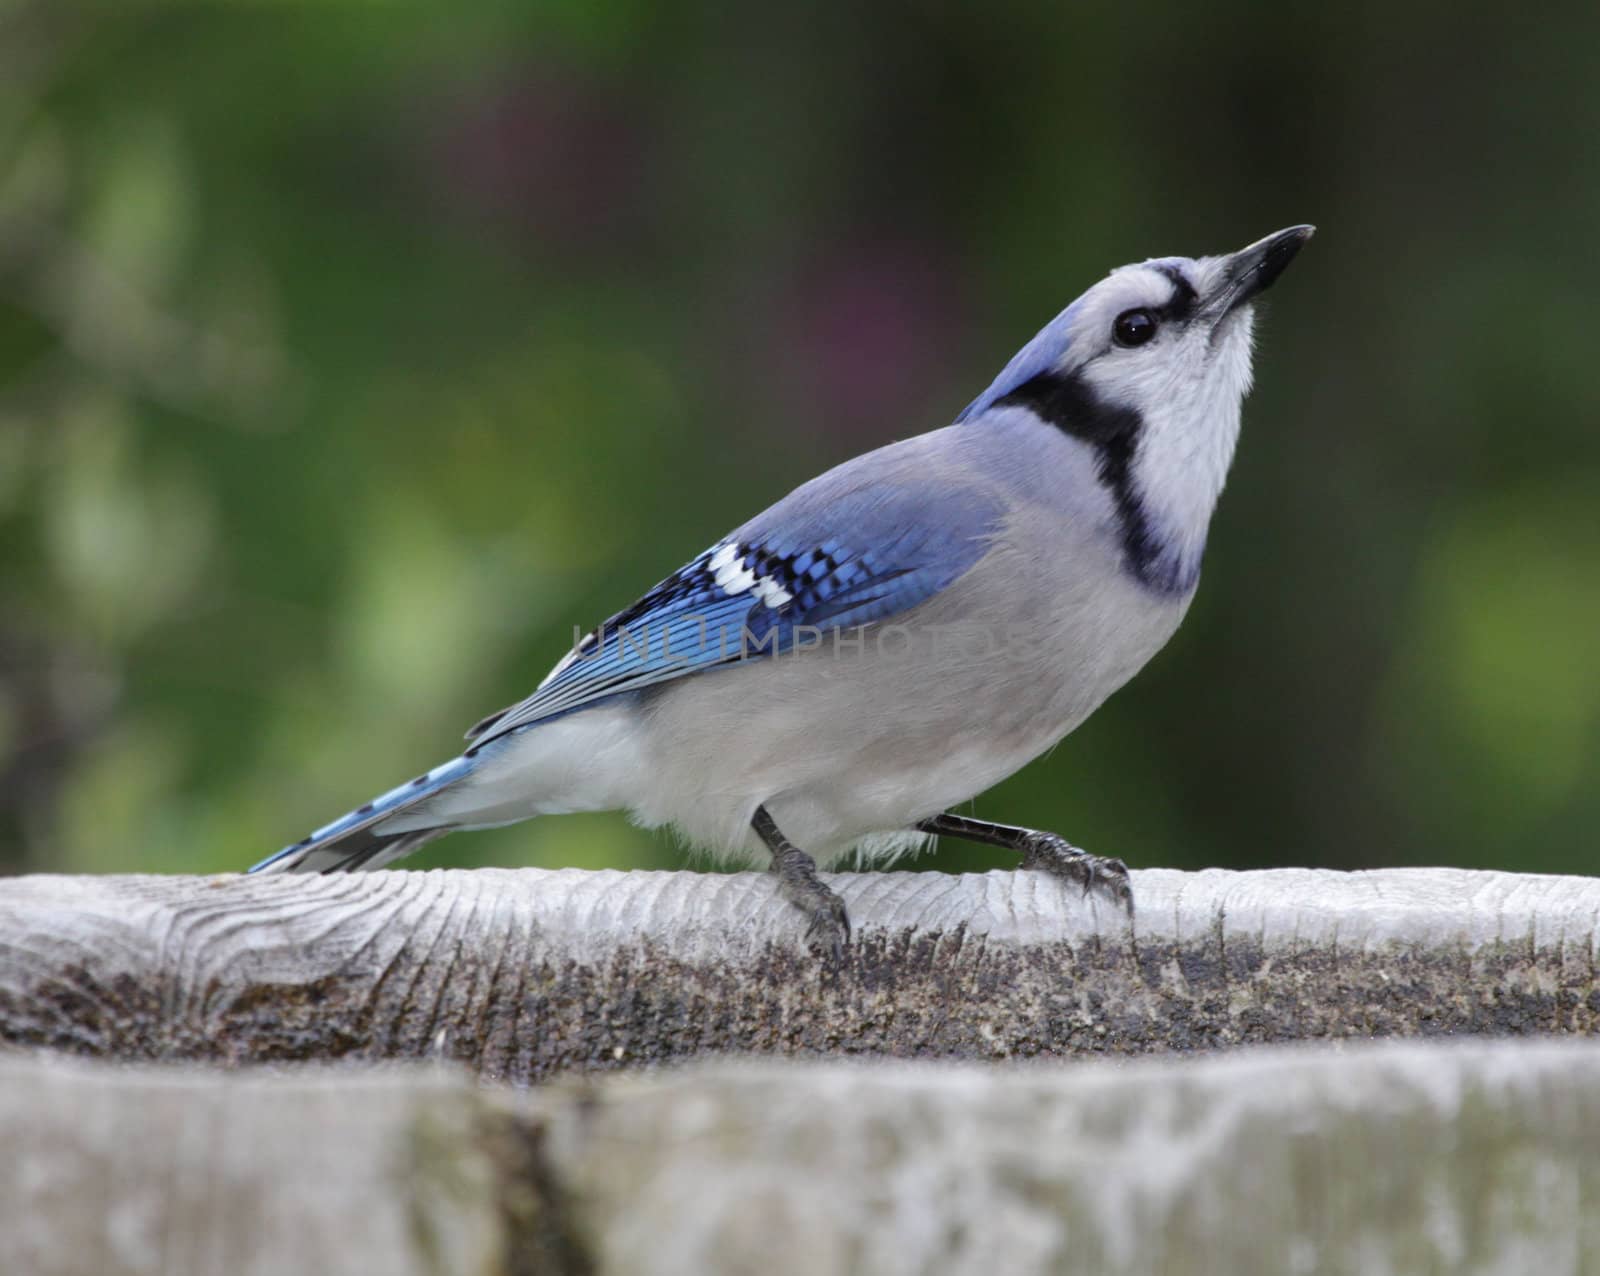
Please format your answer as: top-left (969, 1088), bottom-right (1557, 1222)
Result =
top-left (1021, 833), bottom-right (1133, 915)
top-left (917, 812), bottom-right (1134, 919)
top-left (805, 899), bottom-right (851, 963)
top-left (799, 884), bottom-right (851, 962)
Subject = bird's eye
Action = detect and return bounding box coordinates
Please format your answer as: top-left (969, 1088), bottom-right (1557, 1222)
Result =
top-left (1112, 309), bottom-right (1158, 347)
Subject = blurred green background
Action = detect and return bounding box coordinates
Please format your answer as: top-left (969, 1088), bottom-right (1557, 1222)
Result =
top-left (2, 3), bottom-right (1597, 879)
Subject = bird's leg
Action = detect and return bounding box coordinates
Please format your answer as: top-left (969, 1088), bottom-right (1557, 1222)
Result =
top-left (916, 812), bottom-right (1133, 914)
top-left (751, 805), bottom-right (851, 960)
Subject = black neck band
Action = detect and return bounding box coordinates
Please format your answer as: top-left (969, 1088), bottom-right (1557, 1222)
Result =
top-left (994, 371), bottom-right (1186, 593)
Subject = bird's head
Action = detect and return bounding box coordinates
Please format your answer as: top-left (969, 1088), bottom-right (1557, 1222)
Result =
top-left (960, 226), bottom-right (1313, 593)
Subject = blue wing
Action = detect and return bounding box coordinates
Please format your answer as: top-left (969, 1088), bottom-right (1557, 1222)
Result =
top-left (463, 463), bottom-right (1001, 750)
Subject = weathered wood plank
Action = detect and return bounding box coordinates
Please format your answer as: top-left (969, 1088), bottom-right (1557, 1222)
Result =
top-left (534, 1040), bottom-right (1600, 1276)
top-left (6, 1040), bottom-right (1600, 1275)
top-left (0, 1056), bottom-right (528, 1276)
top-left (0, 867), bottom-right (1596, 1081)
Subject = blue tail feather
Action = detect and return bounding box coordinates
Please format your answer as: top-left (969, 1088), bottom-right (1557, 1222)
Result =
top-left (250, 754), bottom-right (479, 874)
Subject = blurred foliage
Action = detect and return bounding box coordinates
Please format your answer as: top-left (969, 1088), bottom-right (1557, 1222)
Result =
top-left (2, 2), bottom-right (1597, 878)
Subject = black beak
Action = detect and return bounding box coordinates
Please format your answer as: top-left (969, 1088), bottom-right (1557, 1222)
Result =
top-left (1212, 225), bottom-right (1314, 316)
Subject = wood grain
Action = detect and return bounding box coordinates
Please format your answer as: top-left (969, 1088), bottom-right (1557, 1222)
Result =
top-left (7, 1040), bottom-right (1600, 1275)
top-left (1, 866), bottom-right (1597, 1081)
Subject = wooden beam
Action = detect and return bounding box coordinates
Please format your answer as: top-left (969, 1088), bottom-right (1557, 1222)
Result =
top-left (5, 1040), bottom-right (1599, 1274)
top-left (1, 866), bottom-right (1595, 1079)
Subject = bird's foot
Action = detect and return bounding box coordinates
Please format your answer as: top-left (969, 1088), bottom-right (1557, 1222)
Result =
top-left (772, 848), bottom-right (851, 962)
top-left (753, 803), bottom-right (851, 962)
top-left (1020, 832), bottom-right (1133, 915)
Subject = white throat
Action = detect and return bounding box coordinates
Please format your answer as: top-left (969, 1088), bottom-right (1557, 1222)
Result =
top-left (1084, 308), bottom-right (1256, 593)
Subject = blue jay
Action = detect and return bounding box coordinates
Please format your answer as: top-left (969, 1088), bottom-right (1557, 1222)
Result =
top-left (253, 226), bottom-right (1312, 956)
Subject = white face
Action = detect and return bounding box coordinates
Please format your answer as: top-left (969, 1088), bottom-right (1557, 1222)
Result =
top-left (1063, 254), bottom-right (1257, 435)
top-left (1058, 253), bottom-right (1263, 590)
